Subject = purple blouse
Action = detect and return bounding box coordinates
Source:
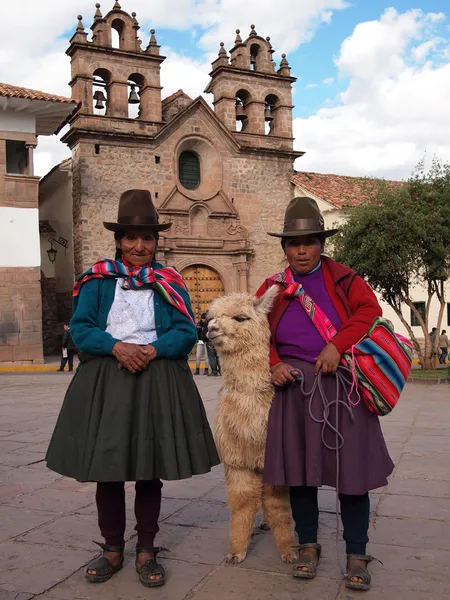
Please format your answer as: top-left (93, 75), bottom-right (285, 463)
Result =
top-left (275, 266), bottom-right (342, 363)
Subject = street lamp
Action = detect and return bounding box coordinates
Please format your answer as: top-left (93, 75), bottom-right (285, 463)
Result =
top-left (47, 240), bottom-right (57, 264)
top-left (46, 236), bottom-right (68, 264)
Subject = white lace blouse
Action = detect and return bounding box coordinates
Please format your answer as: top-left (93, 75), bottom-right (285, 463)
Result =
top-left (106, 279), bottom-right (158, 344)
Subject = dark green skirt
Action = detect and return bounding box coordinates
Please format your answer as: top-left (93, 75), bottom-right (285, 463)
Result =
top-left (46, 355), bottom-right (220, 482)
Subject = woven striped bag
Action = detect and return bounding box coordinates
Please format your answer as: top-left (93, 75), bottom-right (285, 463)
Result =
top-left (284, 281), bottom-right (413, 417)
top-left (342, 317), bottom-right (413, 416)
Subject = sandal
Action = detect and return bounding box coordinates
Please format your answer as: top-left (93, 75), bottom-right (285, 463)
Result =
top-left (135, 546), bottom-right (169, 588)
top-left (345, 554), bottom-right (374, 591)
top-left (85, 541), bottom-right (124, 583)
top-left (292, 543), bottom-right (321, 580)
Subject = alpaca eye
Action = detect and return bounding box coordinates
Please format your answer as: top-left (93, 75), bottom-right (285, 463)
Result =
top-left (232, 315), bottom-right (250, 322)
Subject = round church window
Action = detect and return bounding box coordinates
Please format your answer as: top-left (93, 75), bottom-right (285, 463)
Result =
top-left (178, 151), bottom-right (200, 190)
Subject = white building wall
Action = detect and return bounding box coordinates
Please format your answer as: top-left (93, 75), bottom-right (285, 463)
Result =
top-left (0, 207), bottom-right (41, 267)
top-left (0, 112), bottom-right (36, 134)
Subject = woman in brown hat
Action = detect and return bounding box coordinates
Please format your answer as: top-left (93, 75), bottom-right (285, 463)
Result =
top-left (256, 197), bottom-right (393, 591)
top-left (46, 190), bottom-right (220, 588)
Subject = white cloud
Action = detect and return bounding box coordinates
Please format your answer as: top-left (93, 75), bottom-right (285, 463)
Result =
top-left (306, 83), bottom-right (319, 88)
top-left (294, 8), bottom-right (450, 179)
top-left (323, 77), bottom-right (334, 84)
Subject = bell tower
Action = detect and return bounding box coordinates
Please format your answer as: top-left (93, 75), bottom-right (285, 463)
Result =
top-left (205, 26), bottom-right (296, 150)
top-left (63, 2), bottom-right (165, 141)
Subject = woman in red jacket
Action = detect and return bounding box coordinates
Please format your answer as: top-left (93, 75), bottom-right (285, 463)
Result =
top-left (256, 197), bottom-right (393, 592)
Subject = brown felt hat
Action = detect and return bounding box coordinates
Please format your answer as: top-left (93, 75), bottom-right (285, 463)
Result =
top-left (103, 189), bottom-right (172, 232)
top-left (268, 196), bottom-right (339, 238)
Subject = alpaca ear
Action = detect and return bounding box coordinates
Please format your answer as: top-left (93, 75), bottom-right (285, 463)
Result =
top-left (253, 285), bottom-right (279, 315)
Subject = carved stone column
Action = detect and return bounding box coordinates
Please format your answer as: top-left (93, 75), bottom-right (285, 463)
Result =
top-left (26, 144), bottom-right (36, 176)
top-left (236, 263), bottom-right (249, 293)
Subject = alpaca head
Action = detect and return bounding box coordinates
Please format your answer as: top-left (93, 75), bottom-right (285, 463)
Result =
top-left (207, 285), bottom-right (279, 355)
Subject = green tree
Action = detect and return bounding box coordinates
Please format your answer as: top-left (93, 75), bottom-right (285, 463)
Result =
top-left (332, 159), bottom-right (450, 370)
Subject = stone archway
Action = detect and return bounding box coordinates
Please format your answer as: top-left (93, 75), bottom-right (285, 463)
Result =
top-left (181, 264), bottom-right (225, 319)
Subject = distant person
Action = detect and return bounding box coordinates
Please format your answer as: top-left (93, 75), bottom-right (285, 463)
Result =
top-left (195, 313), bottom-right (210, 375)
top-left (430, 327), bottom-right (437, 345)
top-left (439, 330), bottom-right (449, 364)
top-left (57, 323), bottom-right (75, 372)
top-left (206, 339), bottom-right (220, 376)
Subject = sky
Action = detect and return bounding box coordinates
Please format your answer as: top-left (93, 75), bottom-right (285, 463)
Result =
top-left (2, 0), bottom-right (449, 180)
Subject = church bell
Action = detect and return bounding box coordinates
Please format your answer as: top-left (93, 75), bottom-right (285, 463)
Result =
top-left (235, 102), bottom-right (247, 121)
top-left (93, 90), bottom-right (106, 110)
top-left (128, 84), bottom-right (140, 104)
top-left (264, 105), bottom-right (274, 122)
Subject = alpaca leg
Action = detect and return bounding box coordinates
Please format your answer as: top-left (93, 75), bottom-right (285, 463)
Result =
top-left (262, 483), bottom-right (297, 563)
top-left (225, 465), bottom-right (262, 564)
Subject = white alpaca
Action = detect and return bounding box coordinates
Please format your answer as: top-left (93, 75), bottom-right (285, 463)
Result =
top-left (208, 287), bottom-right (296, 564)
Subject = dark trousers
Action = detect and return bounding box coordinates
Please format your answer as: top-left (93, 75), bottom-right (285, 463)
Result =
top-left (439, 348), bottom-right (448, 364)
top-left (290, 486), bottom-right (369, 555)
top-left (206, 343), bottom-right (220, 374)
top-left (59, 350), bottom-right (74, 371)
top-left (96, 479), bottom-right (162, 548)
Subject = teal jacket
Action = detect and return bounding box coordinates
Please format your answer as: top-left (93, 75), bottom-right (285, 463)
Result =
top-left (70, 262), bottom-right (197, 359)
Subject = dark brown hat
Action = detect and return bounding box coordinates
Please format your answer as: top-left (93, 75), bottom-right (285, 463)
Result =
top-left (103, 189), bottom-right (172, 232)
top-left (267, 196), bottom-right (339, 238)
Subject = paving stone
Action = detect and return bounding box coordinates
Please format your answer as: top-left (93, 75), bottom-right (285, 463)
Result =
top-left (190, 565), bottom-right (340, 599)
top-left (44, 558), bottom-right (212, 600)
top-left (165, 500), bottom-right (230, 530)
top-left (0, 441), bottom-right (29, 453)
top-left (156, 522), bottom-right (230, 565)
top-left (377, 493), bottom-right (450, 521)
top-left (0, 452), bottom-right (46, 468)
top-left (394, 454), bottom-right (450, 481)
top-left (0, 541), bottom-right (93, 595)
top-left (17, 514), bottom-right (131, 551)
top-left (0, 591), bottom-right (34, 600)
top-left (379, 426), bottom-right (411, 443)
top-left (162, 477), bottom-right (223, 500)
top-left (370, 516), bottom-right (450, 550)
top-left (406, 434), bottom-right (450, 453)
top-left (202, 484), bottom-right (226, 504)
top-left (2, 487), bottom-right (94, 514)
top-left (3, 430), bottom-right (52, 444)
top-left (384, 441), bottom-right (404, 463)
top-left (386, 477), bottom-right (450, 498)
top-left (368, 542), bottom-right (450, 586)
top-left (0, 506), bottom-right (57, 542)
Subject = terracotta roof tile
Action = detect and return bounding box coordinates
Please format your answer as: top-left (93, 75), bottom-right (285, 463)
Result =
top-left (0, 82), bottom-right (76, 104)
top-left (291, 171), bottom-right (404, 208)
top-left (162, 89), bottom-right (192, 106)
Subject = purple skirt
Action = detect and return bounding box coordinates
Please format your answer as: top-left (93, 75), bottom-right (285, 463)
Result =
top-left (264, 359), bottom-right (394, 495)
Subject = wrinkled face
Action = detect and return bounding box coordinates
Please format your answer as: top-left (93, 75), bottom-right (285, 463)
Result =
top-left (284, 235), bottom-right (323, 274)
top-left (116, 228), bottom-right (157, 267)
top-left (207, 289), bottom-right (277, 354)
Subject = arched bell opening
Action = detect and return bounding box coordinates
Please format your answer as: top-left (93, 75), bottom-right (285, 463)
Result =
top-left (127, 73), bottom-right (145, 119)
top-left (111, 18), bottom-right (125, 49)
top-left (264, 93), bottom-right (279, 135)
top-left (92, 68), bottom-right (111, 115)
top-left (250, 43), bottom-right (262, 71)
top-left (235, 89), bottom-right (251, 132)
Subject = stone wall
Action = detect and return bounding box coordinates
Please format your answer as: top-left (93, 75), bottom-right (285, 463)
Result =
top-left (70, 103), bottom-right (295, 296)
top-left (41, 272), bottom-right (58, 355)
top-left (0, 267), bottom-right (44, 364)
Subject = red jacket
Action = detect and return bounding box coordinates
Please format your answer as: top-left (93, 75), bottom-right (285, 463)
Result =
top-left (255, 256), bottom-right (382, 367)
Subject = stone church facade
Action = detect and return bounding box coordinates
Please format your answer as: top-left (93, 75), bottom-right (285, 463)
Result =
top-left (42, 2), bottom-right (302, 328)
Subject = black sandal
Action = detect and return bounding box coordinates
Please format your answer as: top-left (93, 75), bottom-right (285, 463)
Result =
top-left (292, 543), bottom-right (321, 580)
top-left (135, 546), bottom-right (169, 588)
top-left (85, 541), bottom-right (124, 583)
top-left (345, 554), bottom-right (374, 591)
